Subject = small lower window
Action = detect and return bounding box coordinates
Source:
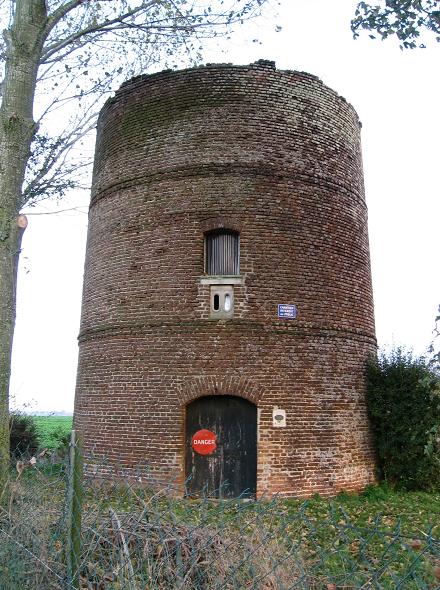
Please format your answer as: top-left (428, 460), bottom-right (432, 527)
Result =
top-left (210, 286), bottom-right (234, 318)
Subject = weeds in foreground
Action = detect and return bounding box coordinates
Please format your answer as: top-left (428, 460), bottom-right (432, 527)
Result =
top-left (1, 459), bottom-right (440, 589)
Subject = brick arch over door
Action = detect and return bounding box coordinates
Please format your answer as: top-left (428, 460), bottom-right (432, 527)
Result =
top-left (176, 375), bottom-right (263, 407)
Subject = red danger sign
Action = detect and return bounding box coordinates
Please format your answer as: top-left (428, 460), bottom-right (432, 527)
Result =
top-left (191, 429), bottom-right (217, 455)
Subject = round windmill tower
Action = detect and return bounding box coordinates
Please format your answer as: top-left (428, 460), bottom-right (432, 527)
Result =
top-left (74, 60), bottom-right (377, 497)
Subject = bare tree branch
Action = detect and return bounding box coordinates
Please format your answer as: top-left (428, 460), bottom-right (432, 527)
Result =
top-left (42, 1), bottom-right (158, 62)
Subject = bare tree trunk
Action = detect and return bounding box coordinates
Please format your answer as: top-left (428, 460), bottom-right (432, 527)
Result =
top-left (0, 0), bottom-right (47, 484)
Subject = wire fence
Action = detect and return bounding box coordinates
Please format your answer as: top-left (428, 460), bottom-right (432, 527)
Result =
top-left (1, 433), bottom-right (440, 590)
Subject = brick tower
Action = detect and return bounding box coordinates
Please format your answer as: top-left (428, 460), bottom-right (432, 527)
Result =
top-left (74, 60), bottom-right (377, 497)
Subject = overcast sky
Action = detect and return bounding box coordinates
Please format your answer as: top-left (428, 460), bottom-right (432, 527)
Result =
top-left (9, 0), bottom-right (440, 413)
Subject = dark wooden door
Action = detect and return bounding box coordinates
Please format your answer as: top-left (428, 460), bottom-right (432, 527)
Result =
top-left (185, 395), bottom-right (257, 498)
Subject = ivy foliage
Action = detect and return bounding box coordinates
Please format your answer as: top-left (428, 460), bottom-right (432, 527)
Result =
top-left (9, 413), bottom-right (40, 458)
top-left (366, 348), bottom-right (440, 490)
top-left (352, 1), bottom-right (440, 49)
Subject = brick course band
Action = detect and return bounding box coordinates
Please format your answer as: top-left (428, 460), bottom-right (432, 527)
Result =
top-left (89, 164), bottom-right (367, 209)
top-left (78, 322), bottom-right (376, 344)
top-left (74, 60), bottom-right (377, 497)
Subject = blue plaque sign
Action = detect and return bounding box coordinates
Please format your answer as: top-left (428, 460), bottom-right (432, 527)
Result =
top-left (278, 304), bottom-right (297, 319)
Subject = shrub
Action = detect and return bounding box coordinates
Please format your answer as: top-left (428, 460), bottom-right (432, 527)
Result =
top-left (9, 413), bottom-right (40, 458)
top-left (366, 348), bottom-right (440, 491)
top-left (47, 426), bottom-right (71, 456)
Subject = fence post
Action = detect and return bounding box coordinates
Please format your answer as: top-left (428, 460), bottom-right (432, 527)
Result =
top-left (66, 429), bottom-right (83, 590)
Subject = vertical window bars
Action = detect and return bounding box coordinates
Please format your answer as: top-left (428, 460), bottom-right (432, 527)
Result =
top-left (205, 230), bottom-right (240, 275)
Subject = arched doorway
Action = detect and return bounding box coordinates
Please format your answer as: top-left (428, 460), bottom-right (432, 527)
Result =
top-left (185, 395), bottom-right (257, 498)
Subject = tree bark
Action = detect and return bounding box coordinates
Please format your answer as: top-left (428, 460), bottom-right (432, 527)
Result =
top-left (0, 0), bottom-right (47, 484)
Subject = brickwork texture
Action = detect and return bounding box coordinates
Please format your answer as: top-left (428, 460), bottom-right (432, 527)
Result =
top-left (74, 60), bottom-right (377, 497)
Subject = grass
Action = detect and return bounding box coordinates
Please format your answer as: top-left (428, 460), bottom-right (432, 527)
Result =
top-left (73, 480), bottom-right (440, 588)
top-left (284, 485), bottom-right (440, 538)
top-left (278, 487), bottom-right (440, 587)
top-left (33, 415), bottom-right (72, 449)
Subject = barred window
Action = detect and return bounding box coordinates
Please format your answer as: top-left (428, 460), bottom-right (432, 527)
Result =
top-left (205, 230), bottom-right (240, 275)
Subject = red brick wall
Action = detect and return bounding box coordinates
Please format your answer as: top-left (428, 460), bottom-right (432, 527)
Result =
top-left (74, 60), bottom-right (377, 497)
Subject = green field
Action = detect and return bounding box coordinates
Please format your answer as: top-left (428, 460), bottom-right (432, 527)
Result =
top-left (33, 415), bottom-right (73, 449)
